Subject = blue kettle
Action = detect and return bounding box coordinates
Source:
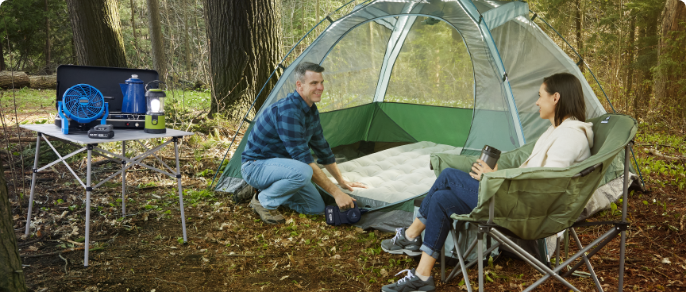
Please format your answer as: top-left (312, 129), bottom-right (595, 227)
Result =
top-left (120, 74), bottom-right (147, 114)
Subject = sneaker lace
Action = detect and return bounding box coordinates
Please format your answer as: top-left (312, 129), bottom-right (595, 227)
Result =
top-left (394, 269), bottom-right (415, 284)
top-left (393, 228), bottom-right (408, 245)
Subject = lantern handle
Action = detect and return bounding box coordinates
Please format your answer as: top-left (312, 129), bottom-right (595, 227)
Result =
top-left (145, 80), bottom-right (166, 91)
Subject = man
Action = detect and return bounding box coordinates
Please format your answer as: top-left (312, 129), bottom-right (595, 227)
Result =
top-left (240, 62), bottom-right (366, 224)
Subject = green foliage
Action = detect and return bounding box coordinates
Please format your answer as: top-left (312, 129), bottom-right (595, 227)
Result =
top-left (0, 0), bottom-right (73, 73)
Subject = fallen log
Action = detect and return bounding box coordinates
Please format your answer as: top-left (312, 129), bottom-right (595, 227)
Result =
top-left (29, 75), bottom-right (57, 89)
top-left (0, 71), bottom-right (30, 89)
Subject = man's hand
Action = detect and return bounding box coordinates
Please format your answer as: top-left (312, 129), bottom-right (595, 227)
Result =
top-left (333, 190), bottom-right (356, 210)
top-left (338, 180), bottom-right (368, 192)
top-left (469, 159), bottom-right (498, 181)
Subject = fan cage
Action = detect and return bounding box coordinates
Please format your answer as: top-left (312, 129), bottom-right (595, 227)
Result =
top-left (62, 84), bottom-right (106, 124)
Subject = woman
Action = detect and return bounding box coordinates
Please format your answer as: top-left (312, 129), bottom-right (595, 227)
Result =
top-left (380, 73), bottom-right (594, 292)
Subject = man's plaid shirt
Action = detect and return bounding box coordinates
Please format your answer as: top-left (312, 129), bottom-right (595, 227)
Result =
top-left (241, 90), bottom-right (335, 165)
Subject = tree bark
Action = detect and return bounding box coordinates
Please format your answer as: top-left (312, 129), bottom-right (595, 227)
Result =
top-left (634, 6), bottom-right (661, 120)
top-left (65, 0), bottom-right (127, 67)
top-left (0, 71), bottom-right (30, 89)
top-left (0, 38), bottom-right (6, 71)
top-left (45, 0), bottom-right (51, 74)
top-left (147, 0), bottom-right (168, 82)
top-left (184, 0), bottom-right (192, 80)
top-left (626, 14), bottom-right (636, 112)
top-left (204, 0), bottom-right (283, 118)
top-left (0, 163), bottom-right (27, 292)
top-left (655, 0), bottom-right (686, 122)
top-left (29, 75), bottom-right (57, 89)
top-left (575, 0), bottom-right (584, 73)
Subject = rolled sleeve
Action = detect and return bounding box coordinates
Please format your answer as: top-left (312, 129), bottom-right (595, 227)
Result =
top-left (309, 123), bottom-right (335, 165)
top-left (276, 109), bottom-right (315, 164)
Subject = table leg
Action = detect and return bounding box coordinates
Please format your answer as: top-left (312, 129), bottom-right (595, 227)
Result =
top-left (174, 138), bottom-right (187, 243)
top-left (84, 145), bottom-right (93, 267)
top-left (25, 134), bottom-right (42, 236)
top-left (121, 141), bottom-right (126, 217)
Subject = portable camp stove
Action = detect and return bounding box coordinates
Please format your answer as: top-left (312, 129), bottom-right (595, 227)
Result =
top-left (53, 65), bottom-right (158, 131)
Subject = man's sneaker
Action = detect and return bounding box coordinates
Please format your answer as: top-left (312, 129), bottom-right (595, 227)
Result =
top-left (233, 185), bottom-right (256, 204)
top-left (381, 227), bottom-right (422, 256)
top-left (381, 269), bottom-right (435, 292)
top-left (249, 195), bottom-right (285, 224)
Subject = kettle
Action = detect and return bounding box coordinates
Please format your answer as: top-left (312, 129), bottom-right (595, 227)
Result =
top-left (119, 74), bottom-right (147, 114)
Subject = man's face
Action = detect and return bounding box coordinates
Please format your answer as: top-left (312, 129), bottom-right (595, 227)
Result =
top-left (296, 71), bottom-right (325, 106)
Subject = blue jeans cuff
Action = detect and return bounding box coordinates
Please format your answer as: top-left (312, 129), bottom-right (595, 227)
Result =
top-left (416, 212), bottom-right (427, 225)
top-left (420, 244), bottom-right (441, 260)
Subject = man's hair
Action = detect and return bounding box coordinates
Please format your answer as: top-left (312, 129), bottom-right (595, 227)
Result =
top-left (294, 62), bottom-right (325, 82)
top-left (543, 73), bottom-right (586, 127)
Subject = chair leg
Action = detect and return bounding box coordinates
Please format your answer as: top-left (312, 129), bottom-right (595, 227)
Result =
top-left (570, 228), bottom-right (604, 292)
top-left (446, 225), bottom-right (473, 292)
top-left (489, 229), bottom-right (580, 292)
top-left (555, 235), bottom-right (561, 268)
top-left (441, 242), bottom-right (446, 282)
top-left (478, 230), bottom-right (485, 292)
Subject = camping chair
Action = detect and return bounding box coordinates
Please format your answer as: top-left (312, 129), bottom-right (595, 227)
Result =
top-left (429, 113), bottom-right (637, 292)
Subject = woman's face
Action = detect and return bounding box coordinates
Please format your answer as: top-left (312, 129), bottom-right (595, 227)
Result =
top-left (536, 83), bottom-right (559, 121)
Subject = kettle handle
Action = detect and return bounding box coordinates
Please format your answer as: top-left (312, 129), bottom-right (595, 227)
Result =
top-left (145, 80), bottom-right (165, 91)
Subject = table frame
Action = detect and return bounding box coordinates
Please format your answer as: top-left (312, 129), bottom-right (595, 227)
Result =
top-left (23, 129), bottom-right (191, 267)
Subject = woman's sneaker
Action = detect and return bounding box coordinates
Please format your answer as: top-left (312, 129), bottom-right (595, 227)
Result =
top-left (381, 269), bottom-right (435, 292)
top-left (381, 227), bottom-right (422, 256)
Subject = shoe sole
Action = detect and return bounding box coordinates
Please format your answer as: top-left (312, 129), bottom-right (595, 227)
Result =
top-left (381, 245), bottom-right (422, 257)
top-left (251, 205), bottom-right (285, 225)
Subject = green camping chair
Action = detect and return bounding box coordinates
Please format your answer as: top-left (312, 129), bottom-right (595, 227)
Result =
top-left (429, 113), bottom-right (637, 292)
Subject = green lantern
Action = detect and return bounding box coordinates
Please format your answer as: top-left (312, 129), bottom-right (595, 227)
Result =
top-left (144, 88), bottom-right (166, 134)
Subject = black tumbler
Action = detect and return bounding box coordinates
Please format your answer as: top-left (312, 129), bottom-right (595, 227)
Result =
top-left (478, 145), bottom-right (501, 170)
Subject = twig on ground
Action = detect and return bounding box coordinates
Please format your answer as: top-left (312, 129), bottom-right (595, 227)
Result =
top-left (58, 253), bottom-right (68, 274)
top-left (20, 247), bottom-right (84, 258)
top-left (154, 277), bottom-right (189, 292)
top-left (680, 214), bottom-right (685, 231)
top-left (644, 148), bottom-right (686, 161)
top-left (17, 235), bottom-right (47, 247)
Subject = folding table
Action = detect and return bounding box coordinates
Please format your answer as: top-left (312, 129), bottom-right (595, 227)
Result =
top-left (20, 124), bottom-right (194, 267)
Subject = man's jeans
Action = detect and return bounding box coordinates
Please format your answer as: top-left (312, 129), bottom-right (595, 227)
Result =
top-left (241, 158), bottom-right (325, 215)
top-left (417, 168), bottom-right (479, 259)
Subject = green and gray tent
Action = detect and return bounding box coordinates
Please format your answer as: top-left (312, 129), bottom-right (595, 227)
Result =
top-left (214, 0), bottom-right (638, 232)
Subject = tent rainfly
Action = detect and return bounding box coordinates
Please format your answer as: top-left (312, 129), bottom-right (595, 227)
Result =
top-left (214, 0), bottom-right (638, 234)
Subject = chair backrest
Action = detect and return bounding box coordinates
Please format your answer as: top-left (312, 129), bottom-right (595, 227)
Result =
top-left (458, 114), bottom-right (638, 240)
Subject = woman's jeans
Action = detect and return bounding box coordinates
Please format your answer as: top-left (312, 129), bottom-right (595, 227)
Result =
top-left (241, 158), bottom-right (325, 215)
top-left (417, 168), bottom-right (479, 259)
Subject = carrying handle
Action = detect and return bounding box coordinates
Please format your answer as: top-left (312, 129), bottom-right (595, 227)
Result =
top-left (145, 80), bottom-right (166, 91)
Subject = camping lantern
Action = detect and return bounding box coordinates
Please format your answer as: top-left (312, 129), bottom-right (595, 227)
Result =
top-left (144, 88), bottom-right (166, 133)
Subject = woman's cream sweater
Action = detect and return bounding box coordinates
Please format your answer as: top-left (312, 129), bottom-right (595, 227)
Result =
top-left (520, 118), bottom-right (594, 168)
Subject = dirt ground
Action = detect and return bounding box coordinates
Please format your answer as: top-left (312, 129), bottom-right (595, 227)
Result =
top-left (3, 95), bottom-right (686, 291)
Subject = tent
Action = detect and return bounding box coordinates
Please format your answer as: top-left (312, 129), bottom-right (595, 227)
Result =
top-left (213, 0), bottom-right (639, 232)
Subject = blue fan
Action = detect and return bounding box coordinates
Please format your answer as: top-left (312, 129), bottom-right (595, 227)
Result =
top-left (58, 84), bottom-right (109, 134)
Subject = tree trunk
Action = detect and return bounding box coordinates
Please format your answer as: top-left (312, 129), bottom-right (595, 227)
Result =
top-left (65, 0), bottom-right (127, 67)
top-left (147, 0), bottom-right (168, 82)
top-left (131, 0), bottom-right (139, 56)
top-left (634, 6), bottom-right (661, 120)
top-left (575, 0), bottom-right (584, 73)
top-left (204, 0), bottom-right (283, 118)
top-left (29, 75), bottom-right (57, 89)
top-left (0, 38), bottom-right (6, 71)
top-left (655, 0), bottom-right (686, 122)
top-left (626, 14), bottom-right (636, 112)
top-left (0, 163), bottom-right (27, 292)
top-left (0, 71), bottom-right (30, 89)
top-left (184, 0), bottom-right (192, 80)
top-left (45, 0), bottom-right (51, 74)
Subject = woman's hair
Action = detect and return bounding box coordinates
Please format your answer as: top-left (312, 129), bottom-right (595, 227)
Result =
top-left (543, 73), bottom-right (586, 127)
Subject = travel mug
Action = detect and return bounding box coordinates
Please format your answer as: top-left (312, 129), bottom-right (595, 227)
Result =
top-left (478, 145), bottom-right (501, 169)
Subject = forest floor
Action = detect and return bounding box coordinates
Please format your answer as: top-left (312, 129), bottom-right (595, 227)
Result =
top-left (3, 89), bottom-right (686, 291)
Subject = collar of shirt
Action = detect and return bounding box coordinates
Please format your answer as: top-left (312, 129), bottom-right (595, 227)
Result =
top-left (290, 90), bottom-right (317, 114)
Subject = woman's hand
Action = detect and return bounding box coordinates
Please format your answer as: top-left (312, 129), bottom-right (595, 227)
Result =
top-left (470, 159), bottom-right (498, 181)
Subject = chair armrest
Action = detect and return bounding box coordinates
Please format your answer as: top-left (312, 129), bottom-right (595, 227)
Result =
top-left (430, 152), bottom-right (477, 177)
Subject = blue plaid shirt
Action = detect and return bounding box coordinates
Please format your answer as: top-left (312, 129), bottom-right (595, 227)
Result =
top-left (241, 90), bottom-right (335, 165)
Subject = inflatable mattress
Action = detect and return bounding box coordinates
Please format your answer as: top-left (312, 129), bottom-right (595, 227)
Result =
top-left (323, 141), bottom-right (463, 209)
